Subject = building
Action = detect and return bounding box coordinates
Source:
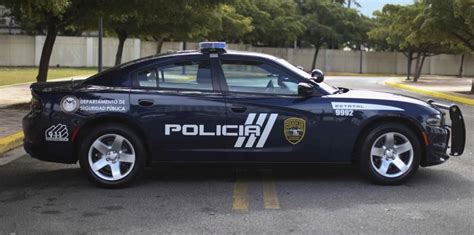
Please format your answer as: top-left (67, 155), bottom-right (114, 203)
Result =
top-left (0, 5), bottom-right (22, 34)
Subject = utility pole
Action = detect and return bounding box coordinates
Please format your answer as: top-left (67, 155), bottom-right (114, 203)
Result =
top-left (98, 17), bottom-right (103, 72)
top-left (359, 45), bottom-right (364, 74)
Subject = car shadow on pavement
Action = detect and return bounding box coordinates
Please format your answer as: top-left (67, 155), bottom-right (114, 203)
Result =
top-left (141, 164), bottom-right (473, 210)
top-left (0, 158), bottom-right (472, 212)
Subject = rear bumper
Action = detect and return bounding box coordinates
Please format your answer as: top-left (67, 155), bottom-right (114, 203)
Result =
top-left (22, 111), bottom-right (76, 164)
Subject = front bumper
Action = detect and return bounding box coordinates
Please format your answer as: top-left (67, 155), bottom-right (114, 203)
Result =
top-left (422, 100), bottom-right (466, 167)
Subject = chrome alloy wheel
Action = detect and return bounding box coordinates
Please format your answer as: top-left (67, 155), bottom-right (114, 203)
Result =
top-left (370, 132), bottom-right (414, 178)
top-left (88, 134), bottom-right (136, 181)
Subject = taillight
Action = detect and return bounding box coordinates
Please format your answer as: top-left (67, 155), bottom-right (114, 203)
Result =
top-left (31, 96), bottom-right (42, 111)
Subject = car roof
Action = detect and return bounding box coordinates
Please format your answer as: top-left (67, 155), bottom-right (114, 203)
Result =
top-left (119, 49), bottom-right (280, 69)
top-left (82, 49), bottom-right (288, 88)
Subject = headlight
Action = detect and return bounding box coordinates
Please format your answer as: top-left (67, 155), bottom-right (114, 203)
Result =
top-left (426, 114), bottom-right (442, 126)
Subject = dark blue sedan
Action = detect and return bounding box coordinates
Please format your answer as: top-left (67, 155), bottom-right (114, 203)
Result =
top-left (23, 42), bottom-right (466, 187)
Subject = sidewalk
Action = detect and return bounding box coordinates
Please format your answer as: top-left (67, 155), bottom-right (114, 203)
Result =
top-left (385, 76), bottom-right (474, 106)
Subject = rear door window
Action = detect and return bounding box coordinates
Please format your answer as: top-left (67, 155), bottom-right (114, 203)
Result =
top-left (136, 60), bottom-right (213, 91)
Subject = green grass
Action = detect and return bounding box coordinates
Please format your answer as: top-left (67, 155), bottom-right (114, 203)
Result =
top-left (0, 67), bottom-right (98, 86)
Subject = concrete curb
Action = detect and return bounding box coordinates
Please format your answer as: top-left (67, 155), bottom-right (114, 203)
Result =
top-left (384, 80), bottom-right (474, 106)
top-left (0, 131), bottom-right (24, 157)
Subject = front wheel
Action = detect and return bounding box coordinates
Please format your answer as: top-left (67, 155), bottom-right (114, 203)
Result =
top-left (79, 124), bottom-right (146, 188)
top-left (359, 123), bottom-right (421, 185)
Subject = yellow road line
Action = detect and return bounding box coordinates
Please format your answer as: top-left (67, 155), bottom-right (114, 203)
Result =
top-left (262, 171), bottom-right (280, 210)
top-left (384, 80), bottom-right (474, 106)
top-left (0, 131), bottom-right (24, 156)
top-left (232, 179), bottom-right (249, 212)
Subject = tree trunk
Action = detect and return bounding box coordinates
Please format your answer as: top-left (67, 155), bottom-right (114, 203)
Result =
top-left (153, 36), bottom-right (165, 54)
top-left (458, 54), bottom-right (465, 77)
top-left (413, 53), bottom-right (421, 82)
top-left (406, 51), bottom-right (413, 80)
top-left (471, 79), bottom-right (473, 94)
top-left (414, 53), bottom-right (426, 82)
top-left (36, 22), bottom-right (58, 82)
top-left (311, 46), bottom-right (320, 71)
top-left (114, 29), bottom-right (128, 66)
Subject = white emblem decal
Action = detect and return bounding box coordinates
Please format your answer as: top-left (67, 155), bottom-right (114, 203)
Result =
top-left (164, 113), bottom-right (278, 148)
top-left (45, 124), bottom-right (69, 142)
top-left (60, 96), bottom-right (79, 113)
top-left (79, 99), bottom-right (127, 112)
top-left (60, 95), bottom-right (128, 113)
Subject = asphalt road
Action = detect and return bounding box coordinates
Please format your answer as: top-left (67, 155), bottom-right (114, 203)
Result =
top-left (0, 76), bottom-right (472, 234)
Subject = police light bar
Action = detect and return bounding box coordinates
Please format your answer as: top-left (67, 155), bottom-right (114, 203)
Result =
top-left (199, 42), bottom-right (226, 52)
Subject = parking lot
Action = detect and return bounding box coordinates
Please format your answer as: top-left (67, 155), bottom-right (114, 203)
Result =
top-left (0, 76), bottom-right (472, 234)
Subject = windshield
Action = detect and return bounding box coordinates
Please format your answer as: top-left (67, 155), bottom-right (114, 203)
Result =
top-left (275, 58), bottom-right (339, 94)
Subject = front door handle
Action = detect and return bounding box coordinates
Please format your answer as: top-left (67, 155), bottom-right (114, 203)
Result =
top-left (231, 105), bottom-right (247, 113)
top-left (138, 99), bottom-right (154, 107)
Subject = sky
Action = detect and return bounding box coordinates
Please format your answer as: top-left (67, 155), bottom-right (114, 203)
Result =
top-left (354, 0), bottom-right (414, 17)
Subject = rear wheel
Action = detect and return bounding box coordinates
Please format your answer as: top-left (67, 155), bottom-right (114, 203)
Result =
top-left (359, 123), bottom-right (421, 185)
top-left (79, 124), bottom-right (146, 188)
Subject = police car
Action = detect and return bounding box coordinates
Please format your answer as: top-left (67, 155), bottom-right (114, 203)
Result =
top-left (23, 42), bottom-right (466, 188)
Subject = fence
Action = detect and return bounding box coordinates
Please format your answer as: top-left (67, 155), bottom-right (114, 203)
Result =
top-left (0, 35), bottom-right (473, 76)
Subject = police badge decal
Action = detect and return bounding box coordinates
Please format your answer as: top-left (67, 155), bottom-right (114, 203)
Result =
top-left (60, 95), bottom-right (79, 113)
top-left (284, 117), bottom-right (306, 144)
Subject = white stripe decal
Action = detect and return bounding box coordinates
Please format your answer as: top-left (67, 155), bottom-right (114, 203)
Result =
top-left (245, 113), bottom-right (268, 148)
top-left (331, 102), bottom-right (404, 111)
top-left (256, 113), bottom-right (278, 148)
top-left (234, 113), bottom-right (256, 148)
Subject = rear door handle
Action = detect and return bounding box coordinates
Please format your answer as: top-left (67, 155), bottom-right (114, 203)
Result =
top-left (231, 105), bottom-right (247, 113)
top-left (138, 99), bottom-right (154, 107)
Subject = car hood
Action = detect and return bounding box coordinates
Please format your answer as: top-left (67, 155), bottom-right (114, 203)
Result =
top-left (328, 89), bottom-right (431, 108)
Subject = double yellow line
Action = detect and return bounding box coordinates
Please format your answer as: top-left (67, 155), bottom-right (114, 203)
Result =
top-left (232, 170), bottom-right (280, 212)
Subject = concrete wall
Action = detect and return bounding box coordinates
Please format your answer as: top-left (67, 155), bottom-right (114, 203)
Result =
top-left (0, 35), bottom-right (473, 76)
top-left (0, 35), bottom-right (35, 66)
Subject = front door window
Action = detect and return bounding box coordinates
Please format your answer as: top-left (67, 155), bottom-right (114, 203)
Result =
top-left (220, 60), bottom-right (299, 95)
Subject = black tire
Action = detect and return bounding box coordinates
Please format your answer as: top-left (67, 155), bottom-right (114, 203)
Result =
top-left (78, 124), bottom-right (146, 188)
top-left (358, 123), bottom-right (421, 185)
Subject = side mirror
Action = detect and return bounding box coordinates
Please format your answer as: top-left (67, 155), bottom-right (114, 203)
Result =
top-left (311, 69), bottom-right (324, 83)
top-left (298, 82), bottom-right (313, 96)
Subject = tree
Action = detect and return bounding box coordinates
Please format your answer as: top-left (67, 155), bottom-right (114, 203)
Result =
top-left (107, 13), bottom-right (142, 65)
top-left (300, 1), bottom-right (338, 70)
top-left (143, 1), bottom-right (252, 54)
top-left (235, 0), bottom-right (305, 47)
top-left (0, 0), bottom-right (96, 82)
top-left (102, 0), bottom-right (230, 64)
top-left (334, 0), bottom-right (361, 8)
top-left (422, 0), bottom-right (473, 51)
top-left (204, 4), bottom-right (254, 43)
top-left (300, 0), bottom-right (369, 70)
top-left (420, 0), bottom-right (473, 92)
top-left (369, 3), bottom-right (450, 81)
